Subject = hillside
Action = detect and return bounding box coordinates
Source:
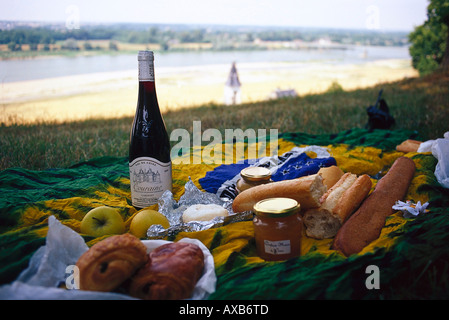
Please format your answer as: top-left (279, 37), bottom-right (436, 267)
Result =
top-left (0, 70), bottom-right (448, 171)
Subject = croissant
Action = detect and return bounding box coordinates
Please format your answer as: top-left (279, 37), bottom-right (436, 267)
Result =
top-left (128, 242), bottom-right (205, 300)
top-left (76, 233), bottom-right (148, 292)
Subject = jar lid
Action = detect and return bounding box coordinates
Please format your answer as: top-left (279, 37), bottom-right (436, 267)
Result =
top-left (240, 166), bottom-right (272, 182)
top-left (253, 198), bottom-right (300, 217)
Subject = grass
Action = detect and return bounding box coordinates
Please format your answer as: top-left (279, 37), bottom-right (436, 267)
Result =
top-left (1, 70), bottom-right (448, 171)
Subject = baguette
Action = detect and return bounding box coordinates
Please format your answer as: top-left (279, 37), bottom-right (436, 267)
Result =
top-left (333, 157), bottom-right (416, 256)
top-left (303, 173), bottom-right (372, 239)
top-left (232, 173), bottom-right (326, 213)
top-left (318, 165), bottom-right (344, 190)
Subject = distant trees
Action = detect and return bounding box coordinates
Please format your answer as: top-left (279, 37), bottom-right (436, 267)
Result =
top-left (409, 0), bottom-right (449, 75)
top-left (0, 23), bottom-right (410, 54)
top-left (61, 38), bottom-right (79, 50)
top-left (7, 42), bottom-right (21, 51)
top-left (0, 26), bottom-right (116, 46)
top-left (108, 41), bottom-right (118, 51)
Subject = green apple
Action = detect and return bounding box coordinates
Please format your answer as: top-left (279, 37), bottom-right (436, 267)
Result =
top-left (80, 206), bottom-right (126, 237)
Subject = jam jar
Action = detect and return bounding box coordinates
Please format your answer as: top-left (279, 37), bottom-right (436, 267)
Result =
top-left (236, 166), bottom-right (272, 193)
top-left (253, 198), bottom-right (302, 261)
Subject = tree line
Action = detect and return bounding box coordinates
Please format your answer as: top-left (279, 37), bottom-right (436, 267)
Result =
top-left (2, 0), bottom-right (448, 77)
top-left (0, 23), bottom-right (409, 52)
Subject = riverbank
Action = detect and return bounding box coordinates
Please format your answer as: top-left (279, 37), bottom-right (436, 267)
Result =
top-left (0, 58), bottom-right (417, 125)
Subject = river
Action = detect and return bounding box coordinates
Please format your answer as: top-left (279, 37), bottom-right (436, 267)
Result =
top-left (0, 45), bottom-right (411, 84)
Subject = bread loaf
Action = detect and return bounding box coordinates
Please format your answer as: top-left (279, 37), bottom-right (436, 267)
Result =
top-left (396, 139), bottom-right (422, 153)
top-left (303, 173), bottom-right (372, 239)
top-left (318, 165), bottom-right (344, 190)
top-left (232, 173), bottom-right (326, 213)
top-left (333, 157), bottom-right (416, 256)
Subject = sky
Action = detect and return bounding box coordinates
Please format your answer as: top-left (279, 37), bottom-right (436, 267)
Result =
top-left (0, 0), bottom-right (429, 32)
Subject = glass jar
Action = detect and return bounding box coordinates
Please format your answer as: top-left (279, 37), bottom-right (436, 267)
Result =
top-left (236, 166), bottom-right (272, 193)
top-left (253, 198), bottom-right (302, 261)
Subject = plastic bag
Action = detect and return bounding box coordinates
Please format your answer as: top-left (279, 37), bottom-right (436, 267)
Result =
top-left (432, 134), bottom-right (449, 188)
top-left (0, 216), bottom-right (216, 300)
top-left (418, 132), bottom-right (449, 189)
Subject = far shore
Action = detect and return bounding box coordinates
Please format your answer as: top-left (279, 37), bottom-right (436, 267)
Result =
top-left (0, 58), bottom-right (418, 125)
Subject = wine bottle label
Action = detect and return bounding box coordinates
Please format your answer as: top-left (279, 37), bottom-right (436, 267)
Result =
top-left (129, 157), bottom-right (172, 208)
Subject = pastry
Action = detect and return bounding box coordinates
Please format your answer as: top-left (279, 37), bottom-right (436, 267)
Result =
top-left (76, 233), bottom-right (148, 292)
top-left (128, 242), bottom-right (205, 300)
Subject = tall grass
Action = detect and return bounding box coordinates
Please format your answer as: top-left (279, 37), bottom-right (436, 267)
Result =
top-left (1, 71), bottom-right (448, 171)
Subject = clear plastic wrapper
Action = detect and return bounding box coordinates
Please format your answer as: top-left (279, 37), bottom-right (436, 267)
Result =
top-left (418, 131), bottom-right (449, 189)
top-left (147, 178), bottom-right (253, 238)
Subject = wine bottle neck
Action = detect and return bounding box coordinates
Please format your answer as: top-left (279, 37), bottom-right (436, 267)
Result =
top-left (138, 51), bottom-right (155, 82)
top-left (138, 81), bottom-right (156, 94)
top-left (138, 61), bottom-right (154, 82)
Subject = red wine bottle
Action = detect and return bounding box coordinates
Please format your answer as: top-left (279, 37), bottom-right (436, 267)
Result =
top-left (129, 51), bottom-right (172, 209)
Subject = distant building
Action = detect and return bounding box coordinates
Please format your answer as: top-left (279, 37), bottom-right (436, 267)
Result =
top-left (224, 62), bottom-right (241, 105)
top-left (268, 88), bottom-right (298, 100)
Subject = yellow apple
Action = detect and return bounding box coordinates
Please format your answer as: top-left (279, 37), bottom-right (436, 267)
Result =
top-left (130, 209), bottom-right (170, 239)
top-left (80, 206), bottom-right (126, 237)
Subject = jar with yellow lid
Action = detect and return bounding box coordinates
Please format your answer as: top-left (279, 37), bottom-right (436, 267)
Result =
top-left (253, 197), bottom-right (302, 261)
top-left (236, 166), bottom-right (272, 193)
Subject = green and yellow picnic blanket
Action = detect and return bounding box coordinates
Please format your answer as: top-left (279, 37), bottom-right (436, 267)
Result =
top-left (1, 128), bottom-right (449, 299)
